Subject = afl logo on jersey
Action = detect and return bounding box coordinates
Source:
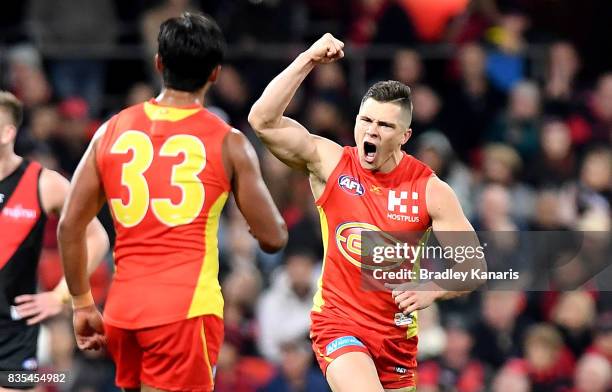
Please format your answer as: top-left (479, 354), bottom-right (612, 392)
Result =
top-left (338, 175), bottom-right (364, 196)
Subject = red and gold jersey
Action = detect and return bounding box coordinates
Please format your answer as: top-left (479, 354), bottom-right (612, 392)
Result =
top-left (96, 99), bottom-right (230, 329)
top-left (311, 147), bottom-right (433, 356)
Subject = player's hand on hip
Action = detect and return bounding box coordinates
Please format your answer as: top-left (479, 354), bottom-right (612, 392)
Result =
top-left (13, 292), bottom-right (64, 325)
top-left (73, 305), bottom-right (106, 351)
top-left (386, 282), bottom-right (440, 314)
top-left (306, 33), bottom-right (345, 64)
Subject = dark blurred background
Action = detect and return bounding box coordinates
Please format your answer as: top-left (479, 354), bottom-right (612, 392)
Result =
top-left (1, 0), bottom-right (610, 391)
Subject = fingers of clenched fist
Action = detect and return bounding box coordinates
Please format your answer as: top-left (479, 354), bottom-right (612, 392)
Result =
top-left (308, 33), bottom-right (345, 63)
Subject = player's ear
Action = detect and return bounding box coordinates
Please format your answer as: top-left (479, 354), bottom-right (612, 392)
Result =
top-left (401, 128), bottom-right (412, 145)
top-left (208, 65), bottom-right (222, 82)
top-left (154, 54), bottom-right (163, 73)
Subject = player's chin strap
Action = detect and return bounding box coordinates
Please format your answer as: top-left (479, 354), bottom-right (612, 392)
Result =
top-left (71, 290), bottom-right (95, 309)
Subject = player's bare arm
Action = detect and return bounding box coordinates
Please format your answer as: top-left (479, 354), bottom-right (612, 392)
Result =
top-left (13, 165), bottom-right (109, 326)
top-left (391, 176), bottom-right (485, 314)
top-left (224, 129), bottom-right (287, 252)
top-left (248, 33), bottom-right (345, 197)
top-left (57, 127), bottom-right (108, 351)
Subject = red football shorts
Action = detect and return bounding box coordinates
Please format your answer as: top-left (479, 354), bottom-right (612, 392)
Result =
top-left (310, 314), bottom-right (417, 390)
top-left (105, 315), bottom-right (223, 391)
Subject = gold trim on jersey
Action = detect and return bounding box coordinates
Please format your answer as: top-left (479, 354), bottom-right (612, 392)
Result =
top-left (312, 206), bottom-right (330, 312)
top-left (143, 102), bottom-right (201, 122)
top-left (188, 192), bottom-right (228, 318)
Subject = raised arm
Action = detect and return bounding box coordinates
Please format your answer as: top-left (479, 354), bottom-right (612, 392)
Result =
top-left (225, 129), bottom-right (287, 253)
top-left (248, 33), bottom-right (344, 180)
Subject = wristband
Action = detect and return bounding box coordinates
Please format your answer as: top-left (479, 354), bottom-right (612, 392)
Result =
top-left (71, 290), bottom-right (95, 309)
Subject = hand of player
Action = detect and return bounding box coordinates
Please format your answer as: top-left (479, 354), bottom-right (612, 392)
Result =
top-left (14, 292), bottom-right (65, 325)
top-left (385, 282), bottom-right (442, 314)
top-left (305, 33), bottom-right (345, 64)
top-left (73, 305), bottom-right (106, 351)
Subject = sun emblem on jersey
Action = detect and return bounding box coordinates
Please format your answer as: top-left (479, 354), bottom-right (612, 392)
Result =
top-left (334, 222), bottom-right (405, 270)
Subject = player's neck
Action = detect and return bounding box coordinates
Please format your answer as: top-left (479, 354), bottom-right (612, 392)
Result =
top-left (376, 150), bottom-right (404, 174)
top-left (155, 87), bottom-right (207, 107)
top-left (0, 150), bottom-right (22, 180)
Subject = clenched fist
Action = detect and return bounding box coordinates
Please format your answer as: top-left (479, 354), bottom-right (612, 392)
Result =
top-left (305, 33), bottom-right (345, 64)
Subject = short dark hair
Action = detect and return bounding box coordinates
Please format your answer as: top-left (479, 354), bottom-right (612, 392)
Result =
top-left (0, 91), bottom-right (23, 127)
top-left (157, 12), bottom-right (226, 92)
top-left (361, 80), bottom-right (413, 125)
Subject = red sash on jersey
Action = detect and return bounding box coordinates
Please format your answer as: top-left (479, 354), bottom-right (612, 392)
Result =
top-left (0, 162), bottom-right (42, 270)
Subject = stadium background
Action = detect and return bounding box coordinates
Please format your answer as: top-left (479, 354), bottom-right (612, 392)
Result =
top-left (1, 0), bottom-right (611, 390)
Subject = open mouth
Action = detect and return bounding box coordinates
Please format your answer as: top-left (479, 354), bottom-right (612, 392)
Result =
top-left (364, 141), bottom-right (377, 163)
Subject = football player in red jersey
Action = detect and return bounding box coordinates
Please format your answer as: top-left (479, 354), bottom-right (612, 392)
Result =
top-left (0, 92), bottom-right (108, 381)
top-left (249, 34), bottom-right (483, 392)
top-left (58, 13), bottom-right (287, 392)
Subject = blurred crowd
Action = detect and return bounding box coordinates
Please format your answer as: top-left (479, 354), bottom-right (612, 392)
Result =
top-left (1, 0), bottom-right (611, 391)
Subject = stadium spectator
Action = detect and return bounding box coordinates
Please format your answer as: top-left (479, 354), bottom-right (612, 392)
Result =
top-left (520, 323), bottom-right (575, 391)
top-left (473, 183), bottom-right (517, 231)
top-left (586, 73), bottom-right (612, 145)
top-left (258, 338), bottom-right (329, 392)
top-left (491, 361), bottom-right (531, 392)
top-left (409, 84), bottom-right (446, 136)
top-left (477, 143), bottom-right (535, 224)
top-left (418, 315), bottom-right (485, 392)
top-left (304, 98), bottom-right (351, 145)
top-left (257, 250), bottom-right (320, 363)
top-left (223, 267), bottom-right (263, 357)
top-left (543, 42), bottom-right (583, 118)
top-left (529, 190), bottom-right (572, 231)
top-left (312, 62), bottom-right (349, 107)
top-left (215, 329), bottom-right (275, 392)
top-left (416, 303), bottom-right (446, 361)
top-left (47, 97), bottom-right (97, 174)
top-left (444, 42), bottom-right (506, 162)
top-left (572, 147), bottom-right (611, 218)
top-left (5, 45), bottom-right (52, 110)
top-left (486, 80), bottom-right (542, 161)
top-left (472, 291), bottom-right (530, 369)
top-left (210, 65), bottom-right (252, 130)
top-left (571, 353), bottom-right (611, 392)
top-left (587, 312), bottom-right (612, 363)
top-left (484, 10), bottom-right (529, 92)
top-left (391, 49), bottom-right (424, 88)
top-left (414, 130), bottom-right (475, 217)
top-left (27, 0), bottom-right (118, 116)
top-left (551, 291), bottom-right (596, 358)
top-left (528, 119), bottom-right (577, 188)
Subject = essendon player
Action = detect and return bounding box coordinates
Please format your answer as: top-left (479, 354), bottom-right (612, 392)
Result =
top-left (249, 34), bottom-right (481, 392)
top-left (58, 12), bottom-right (287, 392)
top-left (0, 92), bottom-right (108, 380)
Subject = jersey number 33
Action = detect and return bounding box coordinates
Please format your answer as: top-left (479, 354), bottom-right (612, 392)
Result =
top-left (109, 130), bottom-right (206, 228)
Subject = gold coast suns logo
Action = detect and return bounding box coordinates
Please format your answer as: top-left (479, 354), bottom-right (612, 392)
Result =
top-left (334, 222), bottom-right (405, 270)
